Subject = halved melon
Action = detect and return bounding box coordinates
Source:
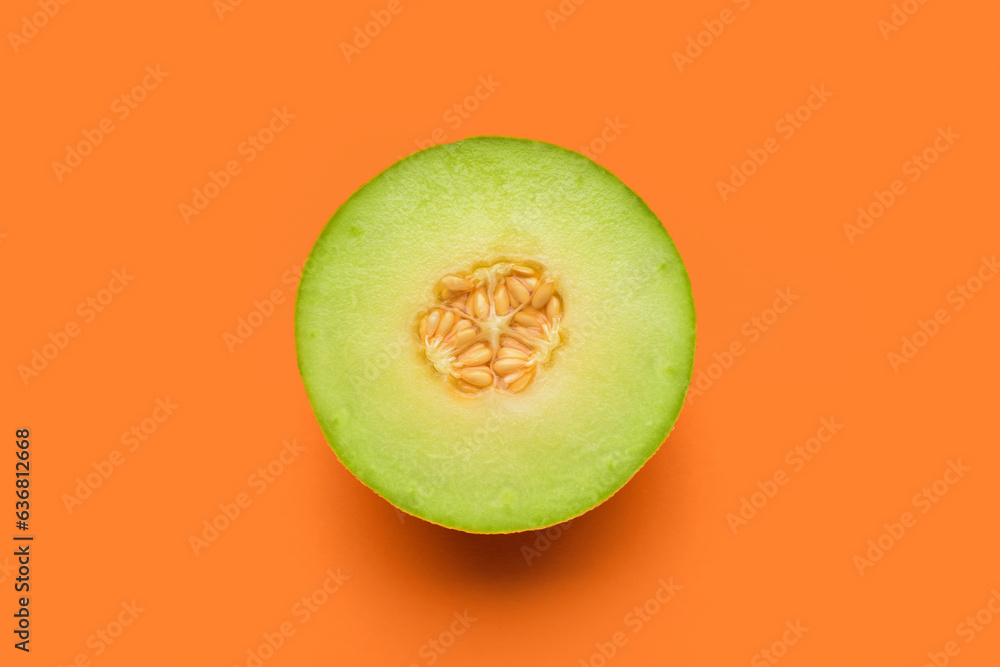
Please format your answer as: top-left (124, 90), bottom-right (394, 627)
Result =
top-left (295, 137), bottom-right (695, 533)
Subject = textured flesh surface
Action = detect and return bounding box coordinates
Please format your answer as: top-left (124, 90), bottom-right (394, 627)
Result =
top-left (295, 137), bottom-right (696, 533)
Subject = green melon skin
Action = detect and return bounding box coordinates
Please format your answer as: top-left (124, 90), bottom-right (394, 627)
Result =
top-left (295, 137), bottom-right (696, 534)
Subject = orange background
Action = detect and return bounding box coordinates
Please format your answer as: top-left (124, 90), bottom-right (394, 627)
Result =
top-left (3, 0), bottom-right (1000, 665)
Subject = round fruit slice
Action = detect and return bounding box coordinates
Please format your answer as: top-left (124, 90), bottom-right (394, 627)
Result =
top-left (295, 137), bottom-right (695, 534)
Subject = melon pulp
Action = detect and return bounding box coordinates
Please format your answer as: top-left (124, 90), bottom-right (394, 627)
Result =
top-left (295, 137), bottom-right (696, 533)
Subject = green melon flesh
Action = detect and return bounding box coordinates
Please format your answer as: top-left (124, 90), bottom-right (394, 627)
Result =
top-left (295, 137), bottom-right (695, 533)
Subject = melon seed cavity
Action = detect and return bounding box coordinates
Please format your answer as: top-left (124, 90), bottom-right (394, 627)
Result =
top-left (418, 262), bottom-right (563, 395)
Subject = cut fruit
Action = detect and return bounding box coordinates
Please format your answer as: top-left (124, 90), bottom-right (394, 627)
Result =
top-left (295, 137), bottom-right (696, 534)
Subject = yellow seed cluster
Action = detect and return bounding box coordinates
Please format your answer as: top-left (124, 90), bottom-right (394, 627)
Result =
top-left (418, 262), bottom-right (563, 395)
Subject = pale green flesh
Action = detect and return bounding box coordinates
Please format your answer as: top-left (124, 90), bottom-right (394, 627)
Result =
top-left (295, 137), bottom-right (695, 533)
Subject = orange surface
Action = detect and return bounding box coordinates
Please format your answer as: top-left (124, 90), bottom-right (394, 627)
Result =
top-left (3, 0), bottom-right (999, 665)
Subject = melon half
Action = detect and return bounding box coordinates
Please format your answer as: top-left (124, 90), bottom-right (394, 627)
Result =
top-left (295, 137), bottom-right (696, 533)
